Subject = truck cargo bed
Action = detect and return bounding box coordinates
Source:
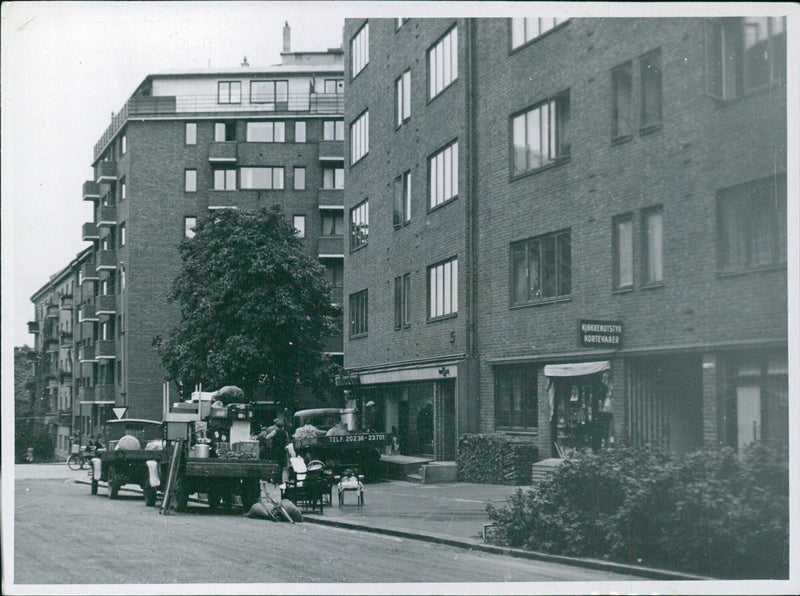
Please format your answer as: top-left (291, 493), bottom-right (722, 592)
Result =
top-left (184, 458), bottom-right (280, 478)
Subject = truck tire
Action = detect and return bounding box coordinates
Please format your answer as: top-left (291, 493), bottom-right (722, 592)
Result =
top-left (107, 467), bottom-right (121, 499)
top-left (143, 486), bottom-right (157, 507)
top-left (91, 478), bottom-right (99, 495)
top-left (207, 487), bottom-right (222, 511)
top-left (240, 479), bottom-right (260, 512)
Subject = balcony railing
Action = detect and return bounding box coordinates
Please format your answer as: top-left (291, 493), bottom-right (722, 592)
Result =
top-left (82, 222), bottom-right (100, 241)
top-left (95, 340), bottom-right (116, 359)
top-left (318, 140), bottom-right (345, 159)
top-left (95, 161), bottom-right (117, 183)
top-left (95, 384), bottom-right (116, 402)
top-left (322, 333), bottom-right (344, 354)
top-left (28, 321), bottom-right (40, 334)
top-left (59, 329), bottom-right (73, 344)
top-left (329, 285), bottom-right (343, 305)
top-left (317, 235), bottom-right (344, 257)
top-left (79, 344), bottom-right (97, 363)
top-left (79, 303), bottom-right (98, 323)
top-left (94, 92), bottom-right (344, 160)
top-left (318, 188), bottom-right (344, 208)
top-left (83, 181), bottom-right (100, 201)
top-left (95, 204), bottom-right (117, 227)
top-left (80, 262), bottom-right (99, 283)
top-left (209, 141), bottom-right (238, 162)
top-left (46, 304), bottom-right (59, 319)
top-left (95, 294), bottom-right (116, 315)
top-left (60, 296), bottom-right (73, 310)
top-left (96, 250), bottom-right (117, 271)
top-left (45, 338), bottom-right (60, 353)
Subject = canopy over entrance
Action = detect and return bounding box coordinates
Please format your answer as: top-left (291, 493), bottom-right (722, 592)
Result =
top-left (544, 361), bottom-right (610, 377)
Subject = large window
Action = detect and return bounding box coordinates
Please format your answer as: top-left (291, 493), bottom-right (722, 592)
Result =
top-left (613, 214), bottom-right (634, 289)
top-left (510, 17), bottom-right (568, 49)
top-left (351, 22), bottom-right (369, 78)
top-left (511, 92), bottom-right (570, 177)
top-left (494, 366), bottom-right (538, 429)
top-left (350, 110), bottom-right (369, 165)
top-left (511, 230), bottom-right (571, 304)
top-left (321, 212), bottom-right (344, 236)
top-left (214, 168), bottom-right (237, 190)
top-left (717, 175), bottom-right (786, 272)
top-left (323, 167), bottom-right (345, 190)
top-left (640, 49), bottom-right (662, 130)
top-left (246, 121), bottom-right (285, 143)
top-left (323, 120), bottom-right (345, 141)
top-left (250, 80), bottom-right (288, 106)
top-left (349, 199), bottom-right (369, 251)
top-left (641, 206), bottom-right (664, 285)
top-left (293, 167), bottom-right (306, 190)
top-left (429, 141), bottom-right (458, 209)
top-left (349, 289), bottom-right (368, 337)
top-left (184, 169), bottom-right (197, 192)
top-left (239, 167), bottom-right (284, 190)
top-left (611, 62), bottom-right (633, 139)
top-left (393, 170), bottom-right (411, 227)
top-left (394, 273), bottom-right (411, 329)
top-left (428, 257), bottom-right (458, 320)
top-left (218, 81), bottom-right (241, 104)
top-left (396, 69), bottom-right (411, 126)
top-left (428, 26), bottom-right (458, 99)
top-left (705, 17), bottom-right (786, 100)
top-left (185, 122), bottom-right (197, 145)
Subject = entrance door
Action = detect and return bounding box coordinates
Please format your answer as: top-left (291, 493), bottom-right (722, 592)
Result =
top-left (736, 385), bottom-right (761, 450)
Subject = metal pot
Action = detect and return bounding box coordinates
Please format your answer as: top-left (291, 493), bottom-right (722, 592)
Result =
top-left (194, 443), bottom-right (211, 458)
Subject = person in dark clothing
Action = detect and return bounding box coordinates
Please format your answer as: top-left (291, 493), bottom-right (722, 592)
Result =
top-left (270, 421), bottom-right (289, 464)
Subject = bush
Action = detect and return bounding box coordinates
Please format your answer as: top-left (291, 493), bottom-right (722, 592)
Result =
top-left (457, 434), bottom-right (538, 485)
top-left (485, 444), bottom-right (788, 578)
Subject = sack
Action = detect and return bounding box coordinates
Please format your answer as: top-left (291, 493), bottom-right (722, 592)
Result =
top-left (245, 502), bottom-right (271, 519)
top-left (115, 435), bottom-right (141, 450)
top-left (281, 499), bottom-right (303, 523)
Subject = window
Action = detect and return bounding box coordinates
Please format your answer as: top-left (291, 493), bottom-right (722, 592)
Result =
top-left (293, 215), bottom-right (306, 238)
top-left (246, 121), bottom-right (285, 142)
top-left (324, 79), bottom-right (343, 94)
top-left (640, 49), bottom-right (662, 130)
top-left (294, 167), bottom-right (306, 190)
top-left (396, 70), bottom-right (411, 126)
top-left (349, 289), bottom-right (368, 337)
top-left (705, 17), bottom-right (786, 100)
top-left (394, 273), bottom-right (411, 329)
top-left (641, 206), bottom-right (664, 284)
top-left (351, 22), bottom-right (369, 78)
top-left (250, 80), bottom-right (288, 106)
top-left (613, 214), bottom-right (634, 289)
top-left (611, 62), bottom-right (633, 139)
top-left (184, 217), bottom-right (197, 239)
top-left (213, 168), bottom-right (237, 190)
top-left (324, 120), bottom-right (345, 141)
top-left (494, 366), bottom-right (538, 429)
top-left (429, 141), bottom-right (458, 209)
top-left (119, 222), bottom-right (126, 247)
top-left (350, 110), bottom-right (369, 165)
top-left (321, 212), bottom-right (344, 236)
top-left (511, 230), bottom-right (571, 304)
top-left (121, 134), bottom-right (127, 155)
top-left (120, 177), bottom-right (126, 201)
top-left (393, 170), bottom-right (411, 227)
top-left (322, 166), bottom-right (344, 189)
top-left (510, 18), bottom-right (568, 49)
top-left (428, 257), bottom-right (458, 320)
top-left (215, 122), bottom-right (235, 142)
top-left (324, 260), bottom-right (343, 289)
top-left (717, 175), bottom-right (786, 272)
top-left (185, 122), bottom-right (197, 145)
top-left (428, 26), bottom-right (458, 99)
top-left (511, 91), bottom-right (570, 176)
top-left (295, 121), bottom-right (306, 143)
top-left (184, 169), bottom-right (197, 192)
top-left (349, 199), bottom-right (369, 251)
top-left (239, 167), bottom-right (284, 189)
top-left (218, 81), bottom-right (241, 104)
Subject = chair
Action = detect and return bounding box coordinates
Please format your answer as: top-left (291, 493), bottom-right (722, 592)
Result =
top-left (337, 469), bottom-right (364, 507)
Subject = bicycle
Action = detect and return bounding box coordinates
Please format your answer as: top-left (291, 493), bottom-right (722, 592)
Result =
top-left (67, 448), bottom-right (96, 471)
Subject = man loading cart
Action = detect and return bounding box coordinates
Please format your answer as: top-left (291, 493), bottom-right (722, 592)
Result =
top-left (258, 420), bottom-right (289, 466)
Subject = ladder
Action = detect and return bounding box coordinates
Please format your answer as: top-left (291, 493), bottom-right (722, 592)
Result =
top-left (159, 438), bottom-right (184, 515)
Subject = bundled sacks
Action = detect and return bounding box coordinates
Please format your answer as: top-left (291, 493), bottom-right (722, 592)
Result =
top-left (115, 435), bottom-right (141, 450)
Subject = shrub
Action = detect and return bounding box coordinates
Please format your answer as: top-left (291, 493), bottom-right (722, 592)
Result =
top-left (457, 434), bottom-right (538, 485)
top-left (485, 444), bottom-right (788, 578)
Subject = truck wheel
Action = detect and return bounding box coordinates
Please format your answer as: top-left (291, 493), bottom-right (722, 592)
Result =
top-left (240, 479), bottom-right (260, 512)
top-left (108, 479), bottom-right (121, 499)
top-left (91, 478), bottom-right (99, 495)
top-left (143, 486), bottom-right (157, 507)
top-left (207, 487), bottom-right (222, 511)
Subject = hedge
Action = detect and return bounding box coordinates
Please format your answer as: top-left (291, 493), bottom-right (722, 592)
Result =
top-left (485, 443), bottom-right (788, 579)
top-left (457, 434), bottom-right (538, 485)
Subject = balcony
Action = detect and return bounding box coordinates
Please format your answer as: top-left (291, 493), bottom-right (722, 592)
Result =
top-left (208, 141), bottom-right (238, 162)
top-left (95, 294), bottom-right (116, 315)
top-left (59, 329), bottom-right (73, 344)
top-left (59, 364), bottom-right (73, 381)
top-left (95, 160), bottom-right (117, 183)
top-left (95, 340), bottom-right (116, 360)
top-left (318, 140), bottom-right (345, 160)
top-left (79, 303), bottom-right (98, 323)
top-left (46, 304), bottom-right (59, 319)
top-left (45, 337), bottom-right (60, 354)
top-left (59, 410), bottom-right (72, 424)
top-left (318, 188), bottom-right (344, 208)
top-left (60, 295), bottom-right (73, 310)
top-left (95, 204), bottom-right (117, 227)
top-left (80, 262), bottom-right (99, 283)
top-left (317, 236), bottom-right (344, 257)
top-left (83, 181), bottom-right (100, 201)
top-left (79, 344), bottom-right (97, 363)
top-left (322, 333), bottom-right (344, 354)
top-left (82, 222), bottom-right (100, 241)
top-left (329, 285), bottom-right (343, 305)
top-left (28, 321), bottom-right (39, 334)
top-left (96, 250), bottom-right (117, 271)
top-left (95, 384), bottom-right (116, 402)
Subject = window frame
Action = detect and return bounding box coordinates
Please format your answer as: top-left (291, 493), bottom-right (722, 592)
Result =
top-left (393, 170), bottom-right (412, 228)
top-left (185, 122), bottom-right (197, 145)
top-left (246, 121), bottom-right (286, 143)
top-left (428, 140), bottom-right (459, 210)
top-left (118, 222), bottom-right (126, 247)
top-left (509, 17), bottom-right (569, 52)
top-left (349, 289), bottom-right (369, 338)
top-left (639, 48), bottom-right (662, 133)
top-left (322, 166), bottom-right (345, 190)
top-left (394, 272), bottom-right (411, 329)
top-left (510, 229), bottom-right (572, 306)
top-left (427, 25), bottom-right (458, 101)
top-left (396, 69), bottom-right (411, 127)
top-left (214, 121), bottom-right (235, 142)
top-left (349, 199), bottom-right (369, 252)
top-left (321, 211), bottom-right (344, 237)
top-left (119, 177), bottom-right (126, 201)
top-left (184, 169), bottom-right (197, 193)
top-left (611, 61), bottom-right (634, 141)
top-left (350, 109), bottom-right (369, 166)
top-left (249, 79), bottom-right (289, 106)
top-left (293, 215), bottom-right (306, 239)
top-left (217, 81), bottom-right (242, 105)
top-left (323, 120), bottom-right (345, 141)
top-left (295, 121), bottom-right (306, 143)
top-left (350, 22), bottom-right (369, 79)
top-left (494, 365), bottom-right (539, 430)
top-left (213, 168), bottom-right (237, 191)
top-left (293, 167), bottom-right (306, 190)
top-left (184, 216), bottom-right (197, 239)
top-left (239, 166), bottom-right (285, 190)
top-left (612, 213), bottom-right (634, 291)
top-left (510, 91), bottom-right (571, 179)
top-left (427, 256), bottom-right (458, 321)
top-left (641, 205), bottom-right (664, 286)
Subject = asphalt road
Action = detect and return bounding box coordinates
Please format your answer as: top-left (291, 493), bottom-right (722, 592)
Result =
top-left (11, 465), bottom-right (642, 588)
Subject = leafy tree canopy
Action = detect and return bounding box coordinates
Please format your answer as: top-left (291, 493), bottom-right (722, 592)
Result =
top-left (154, 206), bottom-right (340, 407)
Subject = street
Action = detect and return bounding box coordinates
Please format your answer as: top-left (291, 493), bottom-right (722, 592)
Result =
top-left (11, 464), bottom-right (643, 586)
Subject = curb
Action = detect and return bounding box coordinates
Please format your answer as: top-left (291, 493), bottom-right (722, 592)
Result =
top-left (301, 515), bottom-right (711, 581)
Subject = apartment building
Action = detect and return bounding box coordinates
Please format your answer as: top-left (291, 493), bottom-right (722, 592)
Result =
top-left (44, 25), bottom-right (345, 430)
top-left (342, 17), bottom-right (787, 463)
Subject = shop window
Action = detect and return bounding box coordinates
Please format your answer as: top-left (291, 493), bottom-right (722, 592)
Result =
top-left (511, 91), bottom-right (570, 177)
top-left (349, 199), bottom-right (369, 251)
top-left (494, 366), bottom-right (537, 429)
top-left (511, 229), bottom-right (571, 304)
top-left (349, 289), bottom-right (368, 337)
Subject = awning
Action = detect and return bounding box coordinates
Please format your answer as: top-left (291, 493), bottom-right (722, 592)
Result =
top-left (544, 361), bottom-right (610, 377)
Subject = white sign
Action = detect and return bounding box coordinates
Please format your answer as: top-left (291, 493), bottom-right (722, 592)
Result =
top-left (112, 407), bottom-right (128, 420)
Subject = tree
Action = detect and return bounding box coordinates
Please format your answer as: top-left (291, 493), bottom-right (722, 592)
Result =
top-left (154, 206), bottom-right (340, 408)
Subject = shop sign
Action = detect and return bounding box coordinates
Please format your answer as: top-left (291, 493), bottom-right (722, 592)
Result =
top-left (335, 374), bottom-right (361, 387)
top-left (579, 319), bottom-right (622, 348)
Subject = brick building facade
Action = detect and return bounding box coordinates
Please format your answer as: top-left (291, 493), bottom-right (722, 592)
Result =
top-left (343, 17), bottom-right (787, 461)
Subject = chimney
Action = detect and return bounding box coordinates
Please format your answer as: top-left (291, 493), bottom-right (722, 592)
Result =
top-left (241, 56), bottom-right (249, 67)
top-left (283, 22), bottom-right (291, 53)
